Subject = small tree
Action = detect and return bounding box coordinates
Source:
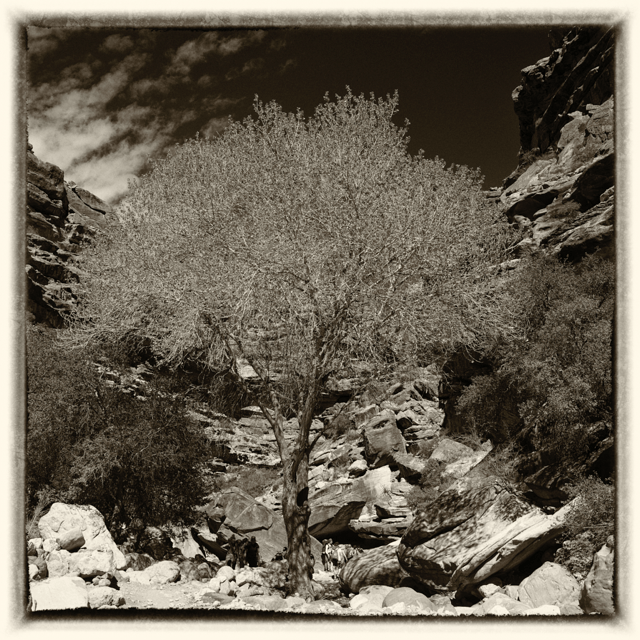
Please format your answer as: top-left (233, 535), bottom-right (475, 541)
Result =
top-left (69, 89), bottom-right (517, 596)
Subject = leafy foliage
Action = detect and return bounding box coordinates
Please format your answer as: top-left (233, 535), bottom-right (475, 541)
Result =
top-left (456, 253), bottom-right (614, 474)
top-left (70, 88), bottom-right (518, 398)
top-left (26, 326), bottom-right (210, 531)
top-left (66, 88), bottom-right (519, 596)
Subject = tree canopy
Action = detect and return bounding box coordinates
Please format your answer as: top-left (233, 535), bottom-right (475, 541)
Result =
top-left (72, 89), bottom-right (516, 387)
top-left (68, 88), bottom-right (519, 595)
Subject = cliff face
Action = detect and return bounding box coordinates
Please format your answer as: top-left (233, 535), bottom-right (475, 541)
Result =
top-left (496, 26), bottom-right (615, 262)
top-left (26, 143), bottom-right (113, 327)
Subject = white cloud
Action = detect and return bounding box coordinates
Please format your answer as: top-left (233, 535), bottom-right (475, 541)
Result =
top-left (170, 32), bottom-right (221, 75)
top-left (100, 34), bottom-right (135, 53)
top-left (68, 132), bottom-right (171, 203)
top-left (26, 26), bottom-right (70, 58)
top-left (199, 116), bottom-right (231, 138)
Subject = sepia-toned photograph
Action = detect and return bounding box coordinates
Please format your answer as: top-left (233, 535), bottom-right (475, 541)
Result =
top-left (16, 4), bottom-right (623, 629)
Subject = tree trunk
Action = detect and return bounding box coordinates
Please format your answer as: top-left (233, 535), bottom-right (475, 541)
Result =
top-left (282, 451), bottom-right (314, 597)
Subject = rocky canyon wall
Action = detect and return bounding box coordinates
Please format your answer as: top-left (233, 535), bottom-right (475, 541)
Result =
top-left (26, 142), bottom-right (113, 327)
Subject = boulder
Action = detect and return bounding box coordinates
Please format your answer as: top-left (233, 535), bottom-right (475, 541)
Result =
top-left (398, 477), bottom-right (569, 593)
top-left (58, 527), bottom-right (85, 552)
top-left (87, 586), bottom-right (126, 609)
top-left (362, 413), bottom-right (406, 468)
top-left (382, 586), bottom-right (435, 612)
top-left (429, 438), bottom-right (474, 465)
top-left (68, 549), bottom-right (117, 579)
top-left (339, 541), bottom-right (410, 594)
top-left (348, 459), bottom-right (368, 477)
top-left (208, 487), bottom-right (274, 533)
top-left (251, 514), bottom-right (293, 564)
top-left (441, 450), bottom-right (491, 483)
top-left (46, 549), bottom-right (72, 578)
top-left (350, 584), bottom-right (395, 611)
top-left (349, 518), bottom-right (412, 543)
top-left (518, 562), bottom-right (581, 609)
top-left (145, 560), bottom-right (181, 584)
top-left (580, 537), bottom-right (614, 615)
top-left (30, 576), bottom-right (88, 611)
top-left (42, 538), bottom-right (60, 553)
top-left (391, 452), bottom-right (426, 484)
top-left (38, 503), bottom-right (126, 569)
top-left (473, 592), bottom-right (529, 616)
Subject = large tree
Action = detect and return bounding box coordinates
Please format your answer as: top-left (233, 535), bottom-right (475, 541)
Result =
top-left (69, 89), bottom-right (517, 596)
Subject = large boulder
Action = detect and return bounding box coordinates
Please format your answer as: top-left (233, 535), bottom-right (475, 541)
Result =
top-left (362, 412), bottom-right (406, 468)
top-left (398, 476), bottom-right (569, 593)
top-left (30, 576), bottom-right (88, 611)
top-left (580, 536), bottom-right (614, 615)
top-left (69, 549), bottom-right (117, 579)
top-left (207, 487), bottom-right (274, 533)
top-left (391, 452), bottom-right (426, 484)
top-left (309, 466), bottom-right (397, 538)
top-left (38, 503), bottom-right (126, 570)
top-left (518, 562), bottom-right (581, 609)
top-left (339, 541), bottom-right (410, 594)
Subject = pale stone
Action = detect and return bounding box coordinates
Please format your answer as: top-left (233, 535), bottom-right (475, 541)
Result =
top-left (30, 576), bottom-right (88, 611)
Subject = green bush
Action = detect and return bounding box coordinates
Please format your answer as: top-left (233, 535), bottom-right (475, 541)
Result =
top-left (27, 325), bottom-right (210, 532)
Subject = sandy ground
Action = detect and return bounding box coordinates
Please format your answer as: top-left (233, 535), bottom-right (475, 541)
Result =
top-left (118, 579), bottom-right (214, 609)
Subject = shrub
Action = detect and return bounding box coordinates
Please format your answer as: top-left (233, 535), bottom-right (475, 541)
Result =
top-left (554, 475), bottom-right (614, 577)
top-left (455, 253), bottom-right (614, 475)
top-left (26, 325), bottom-right (210, 531)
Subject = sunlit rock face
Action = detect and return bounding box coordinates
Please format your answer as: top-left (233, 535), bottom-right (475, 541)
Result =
top-left (26, 143), bottom-right (113, 327)
top-left (496, 26), bottom-right (614, 262)
top-left (396, 476), bottom-right (571, 596)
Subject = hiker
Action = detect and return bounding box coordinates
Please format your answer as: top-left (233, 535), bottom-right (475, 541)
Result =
top-left (321, 538), bottom-right (334, 572)
top-left (246, 536), bottom-right (261, 567)
top-left (225, 537), bottom-right (237, 568)
top-left (334, 544), bottom-right (349, 571)
top-left (236, 537), bottom-right (249, 569)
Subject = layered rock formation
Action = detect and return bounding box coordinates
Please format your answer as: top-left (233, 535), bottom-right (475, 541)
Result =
top-left (493, 26), bottom-right (615, 261)
top-left (26, 142), bottom-right (113, 327)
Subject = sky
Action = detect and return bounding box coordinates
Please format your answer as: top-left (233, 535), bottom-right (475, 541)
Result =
top-left (25, 22), bottom-right (557, 205)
